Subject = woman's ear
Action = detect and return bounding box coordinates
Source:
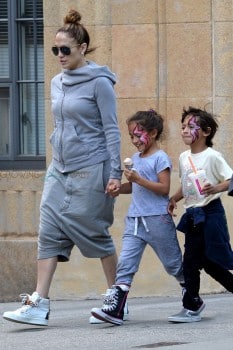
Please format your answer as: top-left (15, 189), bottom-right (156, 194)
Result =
top-left (80, 43), bottom-right (87, 54)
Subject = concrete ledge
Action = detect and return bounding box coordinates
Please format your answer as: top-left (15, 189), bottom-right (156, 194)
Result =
top-left (0, 240), bottom-right (37, 302)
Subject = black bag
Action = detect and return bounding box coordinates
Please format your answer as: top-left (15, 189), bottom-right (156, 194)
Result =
top-left (228, 175), bottom-right (233, 196)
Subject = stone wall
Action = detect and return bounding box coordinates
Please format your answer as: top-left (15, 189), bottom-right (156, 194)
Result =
top-left (0, 0), bottom-right (232, 301)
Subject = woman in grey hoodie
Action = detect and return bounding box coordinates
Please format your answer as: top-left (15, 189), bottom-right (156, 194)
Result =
top-left (3, 9), bottom-right (123, 326)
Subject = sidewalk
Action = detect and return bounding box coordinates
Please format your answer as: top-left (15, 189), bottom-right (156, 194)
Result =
top-left (1, 293), bottom-right (232, 350)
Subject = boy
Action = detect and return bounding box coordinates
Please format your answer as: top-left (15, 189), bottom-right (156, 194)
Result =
top-left (168, 106), bottom-right (233, 323)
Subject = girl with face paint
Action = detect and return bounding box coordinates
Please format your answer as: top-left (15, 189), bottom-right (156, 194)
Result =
top-left (91, 109), bottom-right (184, 325)
top-left (168, 106), bottom-right (233, 323)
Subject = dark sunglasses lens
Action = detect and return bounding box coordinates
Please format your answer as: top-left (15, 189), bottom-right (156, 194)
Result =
top-left (51, 47), bottom-right (59, 56)
top-left (60, 46), bottom-right (71, 55)
top-left (51, 46), bottom-right (71, 56)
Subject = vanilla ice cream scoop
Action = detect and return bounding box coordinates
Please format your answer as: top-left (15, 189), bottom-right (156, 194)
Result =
top-left (123, 157), bottom-right (134, 170)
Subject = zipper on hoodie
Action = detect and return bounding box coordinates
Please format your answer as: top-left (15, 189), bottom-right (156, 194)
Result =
top-left (59, 79), bottom-right (65, 169)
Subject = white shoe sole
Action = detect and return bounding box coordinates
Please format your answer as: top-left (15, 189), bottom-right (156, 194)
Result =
top-left (3, 312), bottom-right (48, 326)
top-left (89, 316), bottom-right (105, 324)
top-left (91, 308), bottom-right (123, 325)
top-left (89, 312), bottom-right (129, 324)
top-left (168, 304), bottom-right (205, 323)
top-left (168, 314), bottom-right (201, 323)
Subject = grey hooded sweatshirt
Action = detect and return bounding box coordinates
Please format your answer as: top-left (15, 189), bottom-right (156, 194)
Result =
top-left (50, 60), bottom-right (122, 179)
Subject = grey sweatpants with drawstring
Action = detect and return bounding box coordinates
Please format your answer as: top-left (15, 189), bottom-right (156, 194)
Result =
top-left (116, 215), bottom-right (184, 286)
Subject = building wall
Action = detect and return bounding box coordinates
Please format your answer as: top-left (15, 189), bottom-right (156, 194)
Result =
top-left (0, 0), bottom-right (232, 301)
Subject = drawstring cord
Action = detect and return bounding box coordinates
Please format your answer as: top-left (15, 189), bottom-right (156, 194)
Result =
top-left (133, 216), bottom-right (149, 235)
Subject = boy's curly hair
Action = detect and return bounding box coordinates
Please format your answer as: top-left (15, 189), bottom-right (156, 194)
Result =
top-left (182, 106), bottom-right (218, 147)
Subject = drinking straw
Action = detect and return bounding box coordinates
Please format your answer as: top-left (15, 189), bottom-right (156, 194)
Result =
top-left (188, 156), bottom-right (197, 174)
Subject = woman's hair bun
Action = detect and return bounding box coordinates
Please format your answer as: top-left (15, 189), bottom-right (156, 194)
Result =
top-left (64, 9), bottom-right (81, 25)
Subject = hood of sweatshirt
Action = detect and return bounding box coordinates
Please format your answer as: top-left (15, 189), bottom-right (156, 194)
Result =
top-left (61, 60), bottom-right (116, 86)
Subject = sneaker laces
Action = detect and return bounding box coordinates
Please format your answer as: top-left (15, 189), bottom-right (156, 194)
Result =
top-left (102, 287), bottom-right (119, 312)
top-left (17, 293), bottom-right (39, 312)
top-left (100, 289), bottom-right (112, 308)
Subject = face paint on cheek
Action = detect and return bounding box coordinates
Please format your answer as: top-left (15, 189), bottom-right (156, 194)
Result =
top-left (133, 125), bottom-right (150, 145)
top-left (140, 130), bottom-right (150, 145)
top-left (188, 116), bottom-right (201, 143)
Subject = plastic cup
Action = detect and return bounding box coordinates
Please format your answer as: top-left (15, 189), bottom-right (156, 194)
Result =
top-left (188, 169), bottom-right (209, 198)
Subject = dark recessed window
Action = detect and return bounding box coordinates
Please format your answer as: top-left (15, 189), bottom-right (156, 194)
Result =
top-left (0, 0), bottom-right (45, 170)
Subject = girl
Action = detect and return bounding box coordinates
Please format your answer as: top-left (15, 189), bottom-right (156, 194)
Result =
top-left (91, 109), bottom-right (184, 325)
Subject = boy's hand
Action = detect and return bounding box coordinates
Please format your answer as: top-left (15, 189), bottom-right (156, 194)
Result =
top-left (167, 197), bottom-right (177, 217)
top-left (202, 182), bottom-right (225, 196)
top-left (200, 180), bottom-right (230, 197)
top-left (202, 183), bottom-right (213, 196)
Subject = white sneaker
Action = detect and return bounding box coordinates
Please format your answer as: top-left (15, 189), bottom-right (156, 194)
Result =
top-left (3, 292), bottom-right (50, 326)
top-left (89, 288), bottom-right (129, 324)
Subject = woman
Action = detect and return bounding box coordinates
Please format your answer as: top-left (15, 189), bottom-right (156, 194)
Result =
top-left (3, 9), bottom-right (122, 326)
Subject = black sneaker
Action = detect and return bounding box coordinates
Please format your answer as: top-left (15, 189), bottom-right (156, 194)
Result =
top-left (91, 285), bottom-right (128, 325)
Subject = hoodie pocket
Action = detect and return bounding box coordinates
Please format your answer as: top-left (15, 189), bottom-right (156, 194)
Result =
top-left (50, 123), bottom-right (89, 163)
top-left (62, 123), bottom-right (89, 163)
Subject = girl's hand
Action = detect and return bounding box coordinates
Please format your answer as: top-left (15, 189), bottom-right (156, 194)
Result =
top-left (124, 168), bottom-right (139, 182)
top-left (106, 179), bottom-right (121, 197)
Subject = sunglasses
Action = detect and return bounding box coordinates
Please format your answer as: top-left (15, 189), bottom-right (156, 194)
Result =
top-left (51, 45), bottom-right (80, 56)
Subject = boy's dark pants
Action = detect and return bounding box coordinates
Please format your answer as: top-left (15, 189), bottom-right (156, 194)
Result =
top-left (183, 214), bottom-right (233, 311)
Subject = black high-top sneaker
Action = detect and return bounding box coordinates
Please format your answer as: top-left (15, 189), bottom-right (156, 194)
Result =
top-left (91, 285), bottom-right (128, 325)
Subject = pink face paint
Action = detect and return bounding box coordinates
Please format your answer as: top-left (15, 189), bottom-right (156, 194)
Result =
top-left (188, 116), bottom-right (201, 143)
top-left (133, 124), bottom-right (150, 145)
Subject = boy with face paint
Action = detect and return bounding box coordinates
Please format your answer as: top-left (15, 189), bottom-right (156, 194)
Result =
top-left (91, 109), bottom-right (184, 325)
top-left (168, 106), bottom-right (233, 323)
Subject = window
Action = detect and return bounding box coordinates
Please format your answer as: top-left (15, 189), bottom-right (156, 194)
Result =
top-left (0, 0), bottom-right (45, 170)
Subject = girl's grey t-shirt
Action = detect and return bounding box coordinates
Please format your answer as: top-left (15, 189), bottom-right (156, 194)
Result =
top-left (127, 150), bottom-right (171, 217)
